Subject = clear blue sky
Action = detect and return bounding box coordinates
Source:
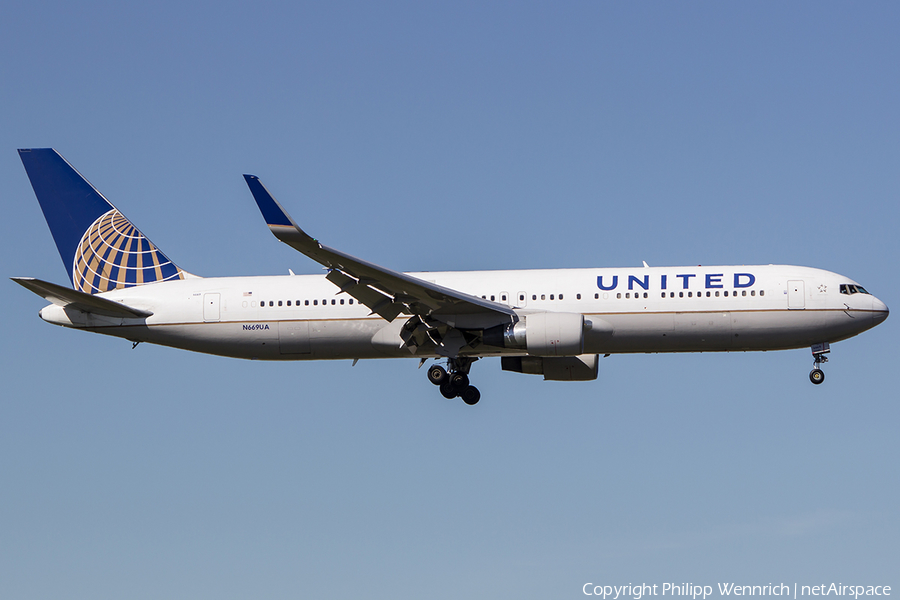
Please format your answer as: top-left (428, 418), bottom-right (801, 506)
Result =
top-left (2, 2), bottom-right (897, 598)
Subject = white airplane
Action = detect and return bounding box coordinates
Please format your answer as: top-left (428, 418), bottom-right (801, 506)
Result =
top-left (13, 149), bottom-right (889, 405)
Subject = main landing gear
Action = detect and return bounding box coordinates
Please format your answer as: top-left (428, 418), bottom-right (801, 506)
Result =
top-left (809, 342), bottom-right (830, 385)
top-left (427, 358), bottom-right (481, 405)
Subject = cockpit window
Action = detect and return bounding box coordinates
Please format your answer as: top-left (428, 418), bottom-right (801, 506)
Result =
top-left (840, 284), bottom-right (870, 295)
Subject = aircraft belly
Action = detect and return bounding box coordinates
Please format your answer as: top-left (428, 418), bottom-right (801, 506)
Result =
top-left (308, 319), bottom-right (386, 358)
top-left (595, 312), bottom-right (734, 353)
top-left (584, 309), bottom-right (870, 354)
top-left (728, 309), bottom-right (876, 349)
top-left (78, 308), bottom-right (874, 361)
top-left (90, 320), bottom-right (391, 361)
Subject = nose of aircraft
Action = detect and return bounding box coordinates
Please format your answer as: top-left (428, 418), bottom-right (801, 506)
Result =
top-left (872, 296), bottom-right (889, 325)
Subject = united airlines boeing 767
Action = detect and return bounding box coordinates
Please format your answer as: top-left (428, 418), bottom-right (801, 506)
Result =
top-left (13, 149), bottom-right (889, 405)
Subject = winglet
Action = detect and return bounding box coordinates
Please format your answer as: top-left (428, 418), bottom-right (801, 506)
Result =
top-left (244, 175), bottom-right (298, 227)
top-left (243, 174), bottom-right (321, 251)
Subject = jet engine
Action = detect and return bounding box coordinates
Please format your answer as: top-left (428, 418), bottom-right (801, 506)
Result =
top-left (483, 312), bottom-right (587, 356)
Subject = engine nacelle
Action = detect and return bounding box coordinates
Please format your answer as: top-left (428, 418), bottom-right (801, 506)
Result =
top-left (483, 312), bottom-right (586, 356)
top-left (501, 354), bottom-right (599, 381)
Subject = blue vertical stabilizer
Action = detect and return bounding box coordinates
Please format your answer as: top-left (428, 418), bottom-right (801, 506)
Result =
top-left (18, 149), bottom-right (186, 293)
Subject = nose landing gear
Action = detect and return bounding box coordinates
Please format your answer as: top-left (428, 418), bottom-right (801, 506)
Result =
top-left (809, 342), bottom-right (830, 385)
top-left (809, 367), bottom-right (825, 384)
top-left (427, 358), bottom-right (481, 404)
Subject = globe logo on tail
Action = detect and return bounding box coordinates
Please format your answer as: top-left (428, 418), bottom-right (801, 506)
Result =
top-left (72, 209), bottom-right (184, 294)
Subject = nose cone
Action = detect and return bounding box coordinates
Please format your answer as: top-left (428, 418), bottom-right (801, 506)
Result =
top-left (872, 296), bottom-right (889, 325)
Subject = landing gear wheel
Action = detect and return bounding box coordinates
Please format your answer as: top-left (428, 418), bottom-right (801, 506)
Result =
top-left (427, 365), bottom-right (448, 386)
top-left (440, 381), bottom-right (459, 399)
top-left (809, 369), bottom-right (825, 385)
top-left (450, 372), bottom-right (469, 388)
top-left (460, 386), bottom-right (481, 405)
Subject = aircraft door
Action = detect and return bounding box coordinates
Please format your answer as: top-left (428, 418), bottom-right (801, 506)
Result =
top-left (203, 293), bottom-right (220, 321)
top-left (787, 280), bottom-right (805, 309)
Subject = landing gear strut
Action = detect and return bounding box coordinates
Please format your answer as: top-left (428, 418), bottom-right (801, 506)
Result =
top-left (809, 342), bottom-right (829, 385)
top-left (427, 358), bottom-right (481, 405)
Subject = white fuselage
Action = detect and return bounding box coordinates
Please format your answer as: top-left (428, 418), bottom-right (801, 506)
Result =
top-left (38, 265), bottom-right (888, 361)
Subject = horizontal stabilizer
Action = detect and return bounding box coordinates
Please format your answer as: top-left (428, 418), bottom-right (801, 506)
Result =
top-left (11, 277), bottom-right (153, 318)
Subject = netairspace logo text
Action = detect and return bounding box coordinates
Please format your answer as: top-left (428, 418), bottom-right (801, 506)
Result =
top-left (583, 583), bottom-right (892, 600)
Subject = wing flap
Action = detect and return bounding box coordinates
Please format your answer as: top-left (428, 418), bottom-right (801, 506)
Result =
top-left (11, 277), bottom-right (153, 318)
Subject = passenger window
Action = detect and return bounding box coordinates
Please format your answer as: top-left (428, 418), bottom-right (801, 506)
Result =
top-left (661, 292), bottom-right (666, 298)
top-left (340, 299), bottom-right (345, 305)
top-left (742, 290), bottom-right (747, 296)
top-left (751, 290), bottom-right (756, 296)
top-left (724, 291), bottom-right (729, 297)
top-left (278, 300), bottom-right (283, 306)
top-left (625, 293), bottom-right (630, 299)
top-left (305, 300), bottom-right (309, 306)
top-left (313, 300), bottom-right (318, 305)
top-left (491, 295), bottom-right (495, 301)
top-left (715, 291), bottom-right (719, 297)
top-left (533, 295), bottom-right (537, 300)
top-left (501, 294), bottom-right (507, 301)
top-left (559, 294), bottom-right (564, 300)
top-left (331, 299), bottom-right (336, 305)
top-left (670, 292), bottom-right (675, 298)
top-left (269, 301), bottom-right (274, 307)
top-left (760, 291), bottom-right (764, 296)
top-left (679, 292), bottom-right (683, 298)
top-left (577, 294), bottom-right (581, 300)
top-left (541, 294), bottom-right (546, 300)
top-left (594, 293), bottom-right (599, 299)
top-left (550, 294), bottom-right (555, 300)
top-left (617, 293), bottom-right (622, 299)
top-left (519, 294), bottom-right (525, 301)
top-left (688, 292), bottom-right (692, 298)
top-left (643, 292), bottom-right (648, 298)
top-left (706, 291), bottom-right (710, 297)
top-left (349, 299), bottom-right (354, 304)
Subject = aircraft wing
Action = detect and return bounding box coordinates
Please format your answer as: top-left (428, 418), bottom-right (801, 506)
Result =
top-left (11, 277), bottom-right (153, 318)
top-left (244, 175), bottom-right (516, 323)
